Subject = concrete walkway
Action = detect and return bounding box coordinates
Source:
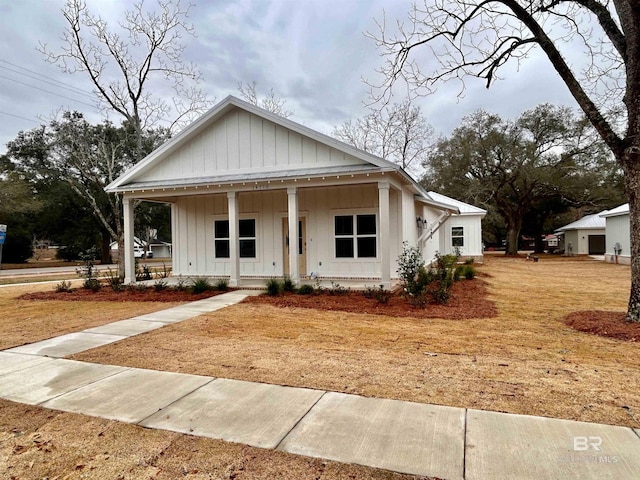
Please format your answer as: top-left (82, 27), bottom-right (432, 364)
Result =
top-left (0, 291), bottom-right (639, 479)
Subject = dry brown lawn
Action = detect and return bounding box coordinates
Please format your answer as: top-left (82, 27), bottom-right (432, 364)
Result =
top-left (71, 256), bottom-right (639, 428)
top-left (0, 283), bottom-right (182, 350)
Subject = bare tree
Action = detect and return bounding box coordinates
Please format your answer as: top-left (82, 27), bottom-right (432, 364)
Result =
top-left (333, 100), bottom-right (434, 178)
top-left (39, 0), bottom-right (211, 160)
top-left (238, 81), bottom-right (293, 118)
top-left (368, 1), bottom-right (640, 321)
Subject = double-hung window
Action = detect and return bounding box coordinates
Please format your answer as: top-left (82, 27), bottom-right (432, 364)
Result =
top-left (335, 214), bottom-right (377, 258)
top-left (214, 219), bottom-right (256, 258)
top-left (451, 226), bottom-right (464, 247)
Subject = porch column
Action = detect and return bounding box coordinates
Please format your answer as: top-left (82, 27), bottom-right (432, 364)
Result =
top-left (378, 181), bottom-right (391, 289)
top-left (123, 197), bottom-right (136, 284)
top-left (227, 192), bottom-right (240, 287)
top-left (287, 187), bottom-right (299, 285)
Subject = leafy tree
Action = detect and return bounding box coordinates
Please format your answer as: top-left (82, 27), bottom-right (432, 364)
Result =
top-left (0, 174), bottom-right (41, 263)
top-left (238, 81), bottom-right (293, 118)
top-left (3, 114), bottom-right (169, 267)
top-left (333, 100), bottom-right (434, 178)
top-left (423, 105), bottom-right (611, 254)
top-left (370, 2), bottom-right (640, 321)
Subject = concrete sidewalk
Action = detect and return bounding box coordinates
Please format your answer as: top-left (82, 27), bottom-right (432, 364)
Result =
top-left (1, 290), bottom-right (639, 479)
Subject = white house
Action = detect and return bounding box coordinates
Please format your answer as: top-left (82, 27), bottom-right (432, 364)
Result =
top-left (601, 204), bottom-right (630, 264)
top-left (555, 211), bottom-right (607, 255)
top-left (106, 96), bottom-right (484, 286)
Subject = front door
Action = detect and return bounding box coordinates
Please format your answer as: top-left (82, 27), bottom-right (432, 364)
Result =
top-left (283, 218), bottom-right (306, 276)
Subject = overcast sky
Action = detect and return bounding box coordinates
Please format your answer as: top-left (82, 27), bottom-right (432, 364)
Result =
top-left (0, 0), bottom-right (581, 155)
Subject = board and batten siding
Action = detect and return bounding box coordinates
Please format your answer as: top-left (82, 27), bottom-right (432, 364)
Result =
top-left (605, 214), bottom-right (630, 263)
top-left (171, 184), bottom-right (416, 279)
top-left (136, 109), bottom-right (369, 183)
top-left (439, 215), bottom-right (484, 257)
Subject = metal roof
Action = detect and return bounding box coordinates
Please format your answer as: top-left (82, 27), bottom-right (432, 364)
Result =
top-left (600, 203), bottom-right (629, 218)
top-left (426, 192), bottom-right (487, 216)
top-left (555, 211), bottom-right (608, 231)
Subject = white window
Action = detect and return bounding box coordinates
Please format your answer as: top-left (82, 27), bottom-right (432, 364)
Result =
top-left (451, 226), bottom-right (464, 247)
top-left (335, 214), bottom-right (377, 258)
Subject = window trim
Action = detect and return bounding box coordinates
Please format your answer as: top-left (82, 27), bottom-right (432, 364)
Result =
top-left (451, 225), bottom-right (465, 248)
top-left (212, 215), bottom-right (259, 261)
top-left (333, 211), bottom-right (378, 260)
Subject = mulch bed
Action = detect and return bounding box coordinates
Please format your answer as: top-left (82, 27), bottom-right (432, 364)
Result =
top-left (243, 279), bottom-right (497, 319)
top-left (17, 288), bottom-right (230, 303)
top-left (564, 311), bottom-right (640, 342)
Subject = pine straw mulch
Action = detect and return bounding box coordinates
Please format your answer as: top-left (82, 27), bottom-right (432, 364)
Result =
top-left (243, 278), bottom-right (497, 319)
top-left (17, 287), bottom-right (230, 303)
top-left (564, 310), bottom-right (640, 342)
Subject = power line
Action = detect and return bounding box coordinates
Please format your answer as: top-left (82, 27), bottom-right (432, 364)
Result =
top-left (0, 58), bottom-right (94, 96)
top-left (0, 111), bottom-right (41, 124)
top-left (0, 65), bottom-right (96, 100)
top-left (0, 74), bottom-right (98, 109)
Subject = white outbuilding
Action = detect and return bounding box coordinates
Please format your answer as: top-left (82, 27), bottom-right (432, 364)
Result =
top-left (601, 204), bottom-right (630, 265)
top-left (106, 96), bottom-right (485, 286)
top-left (555, 211), bottom-right (607, 255)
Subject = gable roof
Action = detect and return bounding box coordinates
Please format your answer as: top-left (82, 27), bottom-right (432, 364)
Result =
top-left (555, 211), bottom-right (607, 232)
top-left (106, 95), bottom-right (403, 192)
top-left (600, 203), bottom-right (628, 218)
top-left (426, 192), bottom-right (487, 216)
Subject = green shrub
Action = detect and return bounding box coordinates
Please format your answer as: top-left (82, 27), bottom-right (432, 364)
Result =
top-left (265, 278), bottom-right (282, 296)
top-left (328, 281), bottom-right (349, 296)
top-left (136, 263), bottom-right (152, 281)
top-left (464, 265), bottom-right (476, 280)
top-left (154, 279), bottom-right (168, 291)
top-left (454, 265), bottom-right (464, 282)
top-left (190, 277), bottom-right (213, 294)
top-left (363, 284), bottom-right (391, 304)
top-left (76, 247), bottom-right (101, 291)
top-left (297, 284), bottom-right (314, 295)
top-left (84, 278), bottom-right (102, 292)
top-left (464, 258), bottom-right (474, 265)
top-left (103, 268), bottom-right (124, 291)
top-left (282, 276), bottom-right (295, 292)
top-left (397, 242), bottom-right (424, 296)
top-left (214, 278), bottom-right (229, 291)
top-left (55, 280), bottom-right (72, 293)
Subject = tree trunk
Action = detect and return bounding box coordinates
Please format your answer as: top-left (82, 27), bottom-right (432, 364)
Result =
top-left (505, 216), bottom-right (522, 255)
top-left (100, 231), bottom-right (112, 264)
top-left (624, 151), bottom-right (640, 322)
top-left (117, 234), bottom-right (125, 281)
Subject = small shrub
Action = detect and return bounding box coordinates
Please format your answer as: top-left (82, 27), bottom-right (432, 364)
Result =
top-left (214, 278), bottom-right (229, 291)
top-left (175, 275), bottom-right (188, 291)
top-left (55, 280), bottom-right (72, 293)
top-left (408, 291), bottom-right (429, 308)
top-left (328, 281), bottom-right (349, 296)
top-left (416, 265), bottom-right (434, 289)
top-left (265, 278), bottom-right (282, 296)
top-left (127, 283), bottom-right (148, 292)
top-left (397, 242), bottom-right (424, 296)
top-left (136, 264), bottom-right (153, 281)
top-left (297, 284), bottom-right (314, 295)
top-left (454, 265), bottom-right (464, 282)
top-left (84, 278), bottom-right (102, 292)
top-left (282, 276), bottom-right (295, 292)
top-left (363, 284), bottom-right (391, 304)
top-left (191, 277), bottom-right (213, 294)
top-left (154, 279), bottom-right (168, 291)
top-left (104, 268), bottom-right (125, 291)
top-left (313, 277), bottom-right (324, 294)
top-left (156, 263), bottom-right (171, 279)
top-left (464, 265), bottom-right (476, 280)
top-left (464, 258), bottom-right (474, 265)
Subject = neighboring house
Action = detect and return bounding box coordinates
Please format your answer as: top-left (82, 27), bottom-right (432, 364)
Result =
top-left (601, 204), bottom-right (630, 265)
top-left (555, 211), bottom-right (607, 255)
top-left (105, 96), bottom-right (484, 286)
top-left (542, 234), bottom-right (560, 252)
top-left (110, 237), bottom-right (172, 259)
top-left (425, 192), bottom-right (486, 259)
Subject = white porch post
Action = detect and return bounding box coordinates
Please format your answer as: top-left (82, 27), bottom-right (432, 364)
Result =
top-left (378, 181), bottom-right (391, 289)
top-left (287, 187), bottom-right (299, 285)
top-left (123, 196), bottom-right (136, 284)
top-left (227, 192), bottom-right (240, 287)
